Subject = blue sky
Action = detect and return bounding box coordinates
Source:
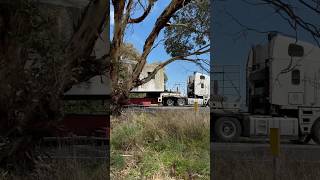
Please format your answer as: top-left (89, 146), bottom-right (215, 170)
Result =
top-left (110, 1), bottom-right (210, 94)
top-left (212, 1), bottom-right (319, 106)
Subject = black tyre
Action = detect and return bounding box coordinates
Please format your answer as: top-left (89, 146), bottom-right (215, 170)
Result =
top-left (176, 98), bottom-right (185, 106)
top-left (290, 135), bottom-right (312, 144)
top-left (214, 117), bottom-right (242, 142)
top-left (166, 98), bottom-right (174, 106)
top-left (311, 120), bottom-right (320, 145)
top-left (304, 134), bottom-right (312, 144)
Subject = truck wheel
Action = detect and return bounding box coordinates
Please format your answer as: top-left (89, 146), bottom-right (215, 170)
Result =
top-left (290, 135), bottom-right (312, 144)
top-left (166, 98), bottom-right (174, 106)
top-left (176, 98), bottom-right (185, 106)
top-left (311, 120), bottom-right (320, 145)
top-left (214, 117), bottom-right (241, 142)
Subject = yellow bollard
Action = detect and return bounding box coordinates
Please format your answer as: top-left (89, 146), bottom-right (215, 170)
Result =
top-left (270, 128), bottom-right (280, 156)
top-left (194, 101), bottom-right (199, 112)
top-left (194, 101), bottom-right (198, 123)
top-left (270, 128), bottom-right (280, 180)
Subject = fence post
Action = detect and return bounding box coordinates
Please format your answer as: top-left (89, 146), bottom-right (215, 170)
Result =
top-left (194, 101), bottom-right (198, 122)
top-left (194, 101), bottom-right (199, 113)
top-left (270, 128), bottom-right (280, 180)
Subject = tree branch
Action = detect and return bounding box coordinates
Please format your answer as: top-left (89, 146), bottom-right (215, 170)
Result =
top-left (61, 0), bottom-right (109, 90)
top-left (64, 0), bottom-right (108, 62)
top-left (63, 53), bottom-right (111, 92)
top-left (131, 0), bottom-right (192, 84)
top-left (260, 0), bottom-right (320, 46)
top-left (298, 0), bottom-right (320, 14)
top-left (165, 22), bottom-right (189, 27)
top-left (110, 0), bottom-right (126, 83)
top-left (133, 45), bottom-right (209, 87)
top-left (128, 0), bottom-right (155, 23)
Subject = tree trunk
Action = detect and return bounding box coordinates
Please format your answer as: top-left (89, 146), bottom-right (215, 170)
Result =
top-left (0, 0), bottom-right (109, 172)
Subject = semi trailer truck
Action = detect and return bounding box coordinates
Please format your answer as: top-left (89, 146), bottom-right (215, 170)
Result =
top-left (157, 72), bottom-right (210, 106)
top-left (127, 62), bottom-right (211, 107)
top-left (211, 33), bottom-right (320, 144)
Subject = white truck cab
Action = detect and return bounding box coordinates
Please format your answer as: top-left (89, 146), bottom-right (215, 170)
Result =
top-left (212, 33), bottom-right (320, 144)
top-left (158, 72), bottom-right (210, 106)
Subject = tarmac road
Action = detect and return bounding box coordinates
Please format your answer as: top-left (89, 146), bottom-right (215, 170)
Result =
top-left (124, 106), bottom-right (210, 113)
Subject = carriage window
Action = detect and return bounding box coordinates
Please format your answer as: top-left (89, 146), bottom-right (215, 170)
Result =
top-left (200, 75), bottom-right (205, 80)
top-left (292, 69), bottom-right (300, 85)
top-left (201, 83), bottom-right (204, 88)
top-left (288, 44), bottom-right (304, 57)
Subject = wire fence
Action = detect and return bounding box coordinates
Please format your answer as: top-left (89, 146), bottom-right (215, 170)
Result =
top-left (38, 137), bottom-right (109, 160)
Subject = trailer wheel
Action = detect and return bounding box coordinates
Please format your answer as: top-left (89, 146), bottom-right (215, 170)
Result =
top-left (214, 117), bottom-right (241, 142)
top-left (166, 98), bottom-right (174, 106)
top-left (311, 119), bottom-right (320, 145)
top-left (176, 98), bottom-right (185, 106)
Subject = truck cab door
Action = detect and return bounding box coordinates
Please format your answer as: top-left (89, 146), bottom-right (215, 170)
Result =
top-left (288, 68), bottom-right (304, 105)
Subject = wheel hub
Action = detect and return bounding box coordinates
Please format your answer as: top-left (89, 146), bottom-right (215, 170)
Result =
top-left (221, 121), bottom-right (236, 137)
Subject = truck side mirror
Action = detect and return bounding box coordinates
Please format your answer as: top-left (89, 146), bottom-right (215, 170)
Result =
top-left (288, 43), bottom-right (304, 57)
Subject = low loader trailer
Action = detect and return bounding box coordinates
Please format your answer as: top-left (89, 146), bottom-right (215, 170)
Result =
top-left (128, 71), bottom-right (210, 107)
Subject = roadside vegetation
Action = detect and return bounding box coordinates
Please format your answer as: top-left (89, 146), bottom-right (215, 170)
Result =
top-left (0, 160), bottom-right (108, 180)
top-left (110, 109), bottom-right (210, 179)
top-left (214, 154), bottom-right (320, 180)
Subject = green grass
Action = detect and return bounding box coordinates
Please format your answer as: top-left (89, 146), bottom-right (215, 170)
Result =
top-left (110, 110), bottom-right (210, 179)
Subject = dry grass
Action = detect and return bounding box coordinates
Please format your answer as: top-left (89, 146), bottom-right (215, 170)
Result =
top-left (2, 108), bottom-right (320, 179)
top-left (110, 109), bottom-right (210, 180)
top-left (214, 155), bottom-right (320, 180)
top-left (0, 160), bottom-right (108, 180)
